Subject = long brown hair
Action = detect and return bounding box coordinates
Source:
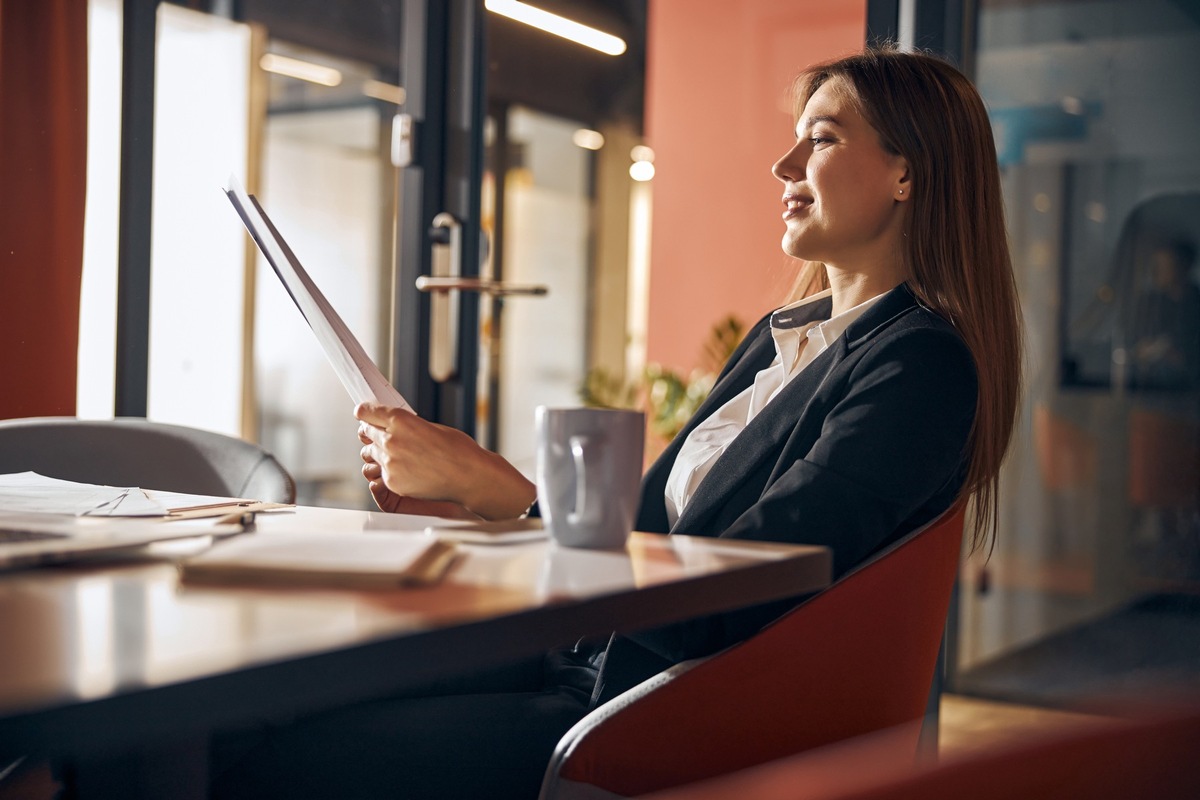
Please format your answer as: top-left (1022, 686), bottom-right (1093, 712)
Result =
top-left (792, 47), bottom-right (1023, 551)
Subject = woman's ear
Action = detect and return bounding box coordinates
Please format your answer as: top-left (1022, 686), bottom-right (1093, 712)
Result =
top-left (894, 164), bottom-right (912, 202)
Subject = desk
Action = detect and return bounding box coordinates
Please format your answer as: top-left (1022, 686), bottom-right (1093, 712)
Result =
top-left (0, 504), bottom-right (830, 792)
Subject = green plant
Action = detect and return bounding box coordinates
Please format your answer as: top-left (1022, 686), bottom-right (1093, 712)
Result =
top-left (581, 315), bottom-right (745, 441)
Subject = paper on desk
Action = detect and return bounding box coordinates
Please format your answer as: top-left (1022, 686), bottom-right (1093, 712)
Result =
top-left (0, 472), bottom-right (168, 516)
top-left (225, 176), bottom-right (412, 412)
top-left (0, 472), bottom-right (288, 519)
top-left (181, 530), bottom-right (457, 588)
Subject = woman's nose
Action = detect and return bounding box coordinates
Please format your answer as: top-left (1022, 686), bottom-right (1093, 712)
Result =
top-left (772, 142), bottom-right (805, 183)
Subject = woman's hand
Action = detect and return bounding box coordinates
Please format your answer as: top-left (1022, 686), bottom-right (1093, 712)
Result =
top-left (360, 457), bottom-right (480, 519)
top-left (355, 402), bottom-right (536, 520)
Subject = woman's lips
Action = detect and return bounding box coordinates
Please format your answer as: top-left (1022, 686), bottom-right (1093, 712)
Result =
top-left (782, 193), bottom-right (812, 220)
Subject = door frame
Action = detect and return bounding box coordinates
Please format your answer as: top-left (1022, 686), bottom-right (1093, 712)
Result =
top-left (394, 0), bottom-right (489, 433)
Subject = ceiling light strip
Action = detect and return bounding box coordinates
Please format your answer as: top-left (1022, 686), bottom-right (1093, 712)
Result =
top-left (259, 53), bottom-right (343, 87)
top-left (485, 0), bottom-right (627, 56)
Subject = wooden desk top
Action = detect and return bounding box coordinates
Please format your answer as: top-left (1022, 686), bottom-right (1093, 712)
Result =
top-left (0, 504), bottom-right (830, 758)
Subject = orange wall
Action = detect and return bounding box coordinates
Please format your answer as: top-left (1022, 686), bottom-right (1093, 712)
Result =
top-left (643, 0), bottom-right (867, 372)
top-left (0, 0), bottom-right (87, 419)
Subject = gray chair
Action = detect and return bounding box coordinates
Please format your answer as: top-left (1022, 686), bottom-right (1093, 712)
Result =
top-left (0, 416), bottom-right (295, 503)
top-left (0, 416), bottom-right (295, 792)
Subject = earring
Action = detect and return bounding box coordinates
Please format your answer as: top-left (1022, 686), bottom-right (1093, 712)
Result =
top-left (898, 189), bottom-right (905, 195)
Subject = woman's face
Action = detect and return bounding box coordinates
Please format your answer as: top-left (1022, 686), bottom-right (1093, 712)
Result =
top-left (771, 77), bottom-right (909, 272)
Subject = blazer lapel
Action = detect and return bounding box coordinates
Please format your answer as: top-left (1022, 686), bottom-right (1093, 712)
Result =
top-left (670, 340), bottom-right (844, 534)
top-left (670, 284), bottom-right (921, 535)
top-left (682, 293), bottom-right (834, 438)
top-left (636, 325), bottom-right (776, 531)
top-left (639, 295), bottom-right (833, 523)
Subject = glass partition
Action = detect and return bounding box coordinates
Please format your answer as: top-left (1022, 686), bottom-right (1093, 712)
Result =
top-left (253, 41), bottom-right (397, 507)
top-left (957, 0), bottom-right (1200, 710)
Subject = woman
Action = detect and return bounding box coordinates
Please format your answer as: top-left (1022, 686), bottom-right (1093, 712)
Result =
top-left (215, 47), bottom-right (1022, 799)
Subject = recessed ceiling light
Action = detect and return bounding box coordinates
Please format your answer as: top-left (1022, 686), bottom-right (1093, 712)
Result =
top-left (573, 129), bottom-right (605, 150)
top-left (630, 161), bottom-right (655, 182)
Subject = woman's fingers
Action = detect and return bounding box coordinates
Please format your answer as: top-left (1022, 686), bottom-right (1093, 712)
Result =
top-left (352, 405), bottom-right (447, 501)
top-left (357, 422), bottom-right (374, 445)
top-left (368, 479), bottom-right (401, 514)
top-left (351, 401), bottom-right (535, 520)
top-left (354, 402), bottom-right (408, 429)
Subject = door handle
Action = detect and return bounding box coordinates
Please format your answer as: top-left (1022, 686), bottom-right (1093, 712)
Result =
top-left (428, 212), bottom-right (461, 383)
top-left (424, 215), bottom-right (549, 384)
top-left (415, 277), bottom-right (549, 297)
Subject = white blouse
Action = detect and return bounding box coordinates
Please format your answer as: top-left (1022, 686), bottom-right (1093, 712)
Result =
top-left (663, 289), bottom-right (886, 527)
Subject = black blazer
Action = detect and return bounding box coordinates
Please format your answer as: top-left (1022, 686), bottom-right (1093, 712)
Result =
top-left (590, 282), bottom-right (978, 702)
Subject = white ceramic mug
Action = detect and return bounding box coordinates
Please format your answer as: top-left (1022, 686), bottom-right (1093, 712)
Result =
top-left (535, 407), bottom-right (645, 549)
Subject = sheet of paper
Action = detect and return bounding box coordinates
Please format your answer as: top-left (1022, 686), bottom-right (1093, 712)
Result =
top-left (0, 473), bottom-right (291, 520)
top-left (424, 518), bottom-right (547, 545)
top-left (225, 175), bottom-right (412, 412)
top-left (362, 513), bottom-right (547, 545)
top-left (0, 472), bottom-right (168, 517)
top-left (142, 488), bottom-right (292, 517)
top-left (181, 531), bottom-right (456, 588)
top-left (0, 511), bottom-right (245, 541)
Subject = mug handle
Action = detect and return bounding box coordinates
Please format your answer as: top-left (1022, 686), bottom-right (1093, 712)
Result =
top-left (567, 434), bottom-right (601, 525)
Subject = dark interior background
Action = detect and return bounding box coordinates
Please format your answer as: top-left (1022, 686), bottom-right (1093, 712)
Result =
top-left (170, 0), bottom-right (646, 130)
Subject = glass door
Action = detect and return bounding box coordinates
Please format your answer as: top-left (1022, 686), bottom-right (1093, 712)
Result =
top-left (218, 0), bottom-right (623, 500)
top-left (248, 0), bottom-right (491, 503)
top-left (252, 36), bottom-right (402, 507)
top-left (486, 104), bottom-right (596, 476)
top-left (396, 1), bottom-right (645, 483)
top-left (238, 0), bottom-right (413, 507)
top-left (242, 0), bottom-right (489, 504)
top-left (84, 0), bottom-right (643, 506)
top-left (954, 0), bottom-right (1200, 710)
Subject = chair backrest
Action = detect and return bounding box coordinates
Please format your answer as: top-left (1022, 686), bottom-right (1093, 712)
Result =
top-left (540, 504), bottom-right (966, 800)
top-left (0, 416), bottom-right (295, 503)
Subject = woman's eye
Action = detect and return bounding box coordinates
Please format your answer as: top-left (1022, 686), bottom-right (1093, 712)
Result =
top-left (810, 136), bottom-right (833, 146)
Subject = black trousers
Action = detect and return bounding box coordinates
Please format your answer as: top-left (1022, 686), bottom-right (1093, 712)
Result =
top-left (210, 648), bottom-right (599, 800)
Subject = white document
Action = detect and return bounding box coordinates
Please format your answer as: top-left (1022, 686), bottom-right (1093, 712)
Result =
top-left (0, 472), bottom-right (168, 517)
top-left (0, 472), bottom-right (291, 519)
top-left (225, 176), bottom-right (412, 412)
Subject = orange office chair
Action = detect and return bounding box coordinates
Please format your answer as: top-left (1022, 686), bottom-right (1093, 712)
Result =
top-left (640, 706), bottom-right (1200, 800)
top-left (539, 504), bottom-right (966, 800)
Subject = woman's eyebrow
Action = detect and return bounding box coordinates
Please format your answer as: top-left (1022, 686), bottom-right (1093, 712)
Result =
top-left (796, 114), bottom-right (842, 134)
